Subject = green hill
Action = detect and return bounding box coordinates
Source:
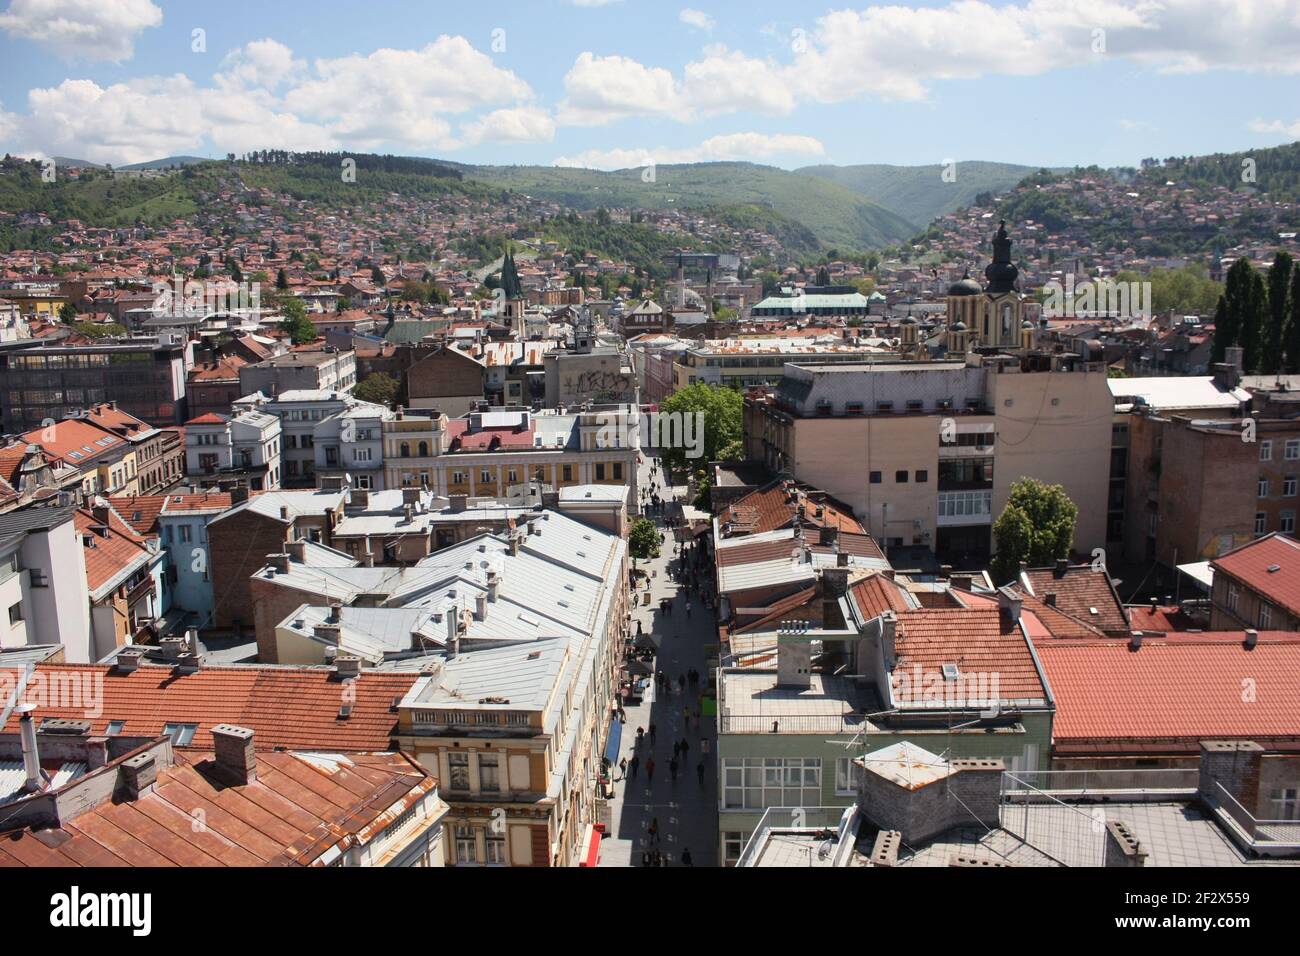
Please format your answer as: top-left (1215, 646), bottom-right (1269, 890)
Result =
top-left (1137, 141), bottom-right (1300, 202)
top-left (795, 160), bottom-right (1043, 229)
top-left (462, 161), bottom-right (916, 251)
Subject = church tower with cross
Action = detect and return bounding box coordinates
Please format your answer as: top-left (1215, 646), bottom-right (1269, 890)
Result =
top-left (945, 219), bottom-right (1026, 351)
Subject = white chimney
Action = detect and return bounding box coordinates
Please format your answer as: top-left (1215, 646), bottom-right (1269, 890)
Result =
top-left (475, 592), bottom-right (488, 621)
top-left (17, 703), bottom-right (44, 793)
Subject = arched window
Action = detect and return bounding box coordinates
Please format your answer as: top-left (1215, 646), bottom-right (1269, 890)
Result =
top-left (400, 442), bottom-right (410, 458)
top-left (418, 441), bottom-right (429, 457)
top-left (1001, 304), bottom-right (1012, 337)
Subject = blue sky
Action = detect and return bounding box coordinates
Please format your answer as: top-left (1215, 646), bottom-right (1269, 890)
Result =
top-left (1, 0), bottom-right (1297, 169)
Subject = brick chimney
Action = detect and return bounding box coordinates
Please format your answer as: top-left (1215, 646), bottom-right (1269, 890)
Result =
top-left (211, 724), bottom-right (257, 786)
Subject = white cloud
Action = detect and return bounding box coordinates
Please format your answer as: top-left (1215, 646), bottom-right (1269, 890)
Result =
top-left (558, 0), bottom-right (1300, 125)
top-left (4, 30), bottom-right (561, 162)
top-left (283, 37), bottom-right (533, 149)
top-left (461, 106), bottom-right (556, 145)
top-left (1249, 117), bottom-right (1300, 138)
top-left (680, 8), bottom-right (715, 32)
top-left (553, 132), bottom-right (825, 169)
top-left (217, 38), bottom-right (304, 92)
top-left (557, 52), bottom-right (681, 126)
top-left (2, 35), bottom-right (540, 163)
top-left (13, 75), bottom-right (336, 165)
top-left (0, 0), bottom-right (162, 63)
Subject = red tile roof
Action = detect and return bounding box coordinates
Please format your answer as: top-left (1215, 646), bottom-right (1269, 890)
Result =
top-left (0, 747), bottom-right (434, 867)
top-left (445, 420), bottom-right (536, 451)
top-left (1022, 564), bottom-right (1129, 634)
top-left (1036, 633), bottom-right (1300, 747)
top-left (1212, 533), bottom-right (1300, 618)
top-left (849, 573), bottom-right (909, 620)
top-left (720, 479), bottom-right (865, 537)
top-left (0, 663), bottom-right (418, 752)
top-left (185, 412), bottom-right (229, 426)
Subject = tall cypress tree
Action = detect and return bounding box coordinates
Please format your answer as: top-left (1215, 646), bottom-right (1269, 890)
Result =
top-left (1264, 251), bottom-right (1293, 375)
top-left (1288, 268), bottom-right (1300, 374)
top-left (1241, 268), bottom-right (1268, 374)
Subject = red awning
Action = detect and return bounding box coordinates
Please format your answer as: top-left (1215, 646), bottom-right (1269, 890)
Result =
top-left (578, 824), bottom-right (603, 867)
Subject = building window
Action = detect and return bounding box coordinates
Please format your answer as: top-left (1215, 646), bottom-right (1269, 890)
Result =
top-left (1226, 583), bottom-right (1240, 612)
top-left (835, 758), bottom-right (857, 795)
top-left (1256, 512), bottom-right (1267, 535)
top-left (1287, 476), bottom-right (1298, 498)
top-left (1271, 788), bottom-right (1300, 820)
top-left (562, 465), bottom-right (573, 482)
top-left (105, 720), bottom-right (125, 736)
top-left (455, 825), bottom-right (477, 864)
top-left (869, 471), bottom-right (882, 484)
top-left (1259, 603), bottom-right (1274, 629)
top-left (162, 723), bottom-right (198, 746)
top-left (1258, 478), bottom-right (1269, 498)
top-left (613, 463), bottom-right (623, 481)
top-left (723, 832), bottom-right (745, 867)
top-left (1288, 440), bottom-right (1300, 461)
top-left (478, 753), bottom-right (500, 793)
top-left (480, 469), bottom-right (493, 484)
top-left (8, 602), bottom-right (22, 626)
top-left (448, 752), bottom-right (470, 790)
top-left (895, 470), bottom-right (908, 483)
top-left (1283, 511), bottom-right (1296, 534)
top-left (915, 470), bottom-right (928, 483)
top-left (485, 831), bottom-right (506, 865)
top-left (722, 757), bottom-right (821, 810)
top-left (595, 464), bottom-right (606, 481)
top-left (1260, 440), bottom-right (1273, 461)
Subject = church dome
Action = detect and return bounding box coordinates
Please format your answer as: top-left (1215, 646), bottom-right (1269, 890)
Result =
top-left (947, 271), bottom-right (981, 297)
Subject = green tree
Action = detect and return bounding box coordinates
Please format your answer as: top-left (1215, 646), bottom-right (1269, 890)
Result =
top-left (353, 372), bottom-right (400, 406)
top-left (1288, 268), bottom-right (1300, 374)
top-left (657, 383), bottom-right (743, 477)
top-left (1265, 251), bottom-right (1293, 375)
top-left (277, 297), bottom-right (315, 345)
top-left (276, 267), bottom-right (288, 291)
top-left (58, 301), bottom-right (78, 323)
top-left (991, 477), bottom-right (1079, 583)
top-left (629, 517), bottom-right (660, 564)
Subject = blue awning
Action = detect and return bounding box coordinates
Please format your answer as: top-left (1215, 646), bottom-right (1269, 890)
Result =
top-left (602, 718), bottom-right (623, 764)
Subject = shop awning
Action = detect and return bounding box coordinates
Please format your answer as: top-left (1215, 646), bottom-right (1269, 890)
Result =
top-left (602, 718), bottom-right (623, 765)
top-left (578, 824), bottom-right (602, 867)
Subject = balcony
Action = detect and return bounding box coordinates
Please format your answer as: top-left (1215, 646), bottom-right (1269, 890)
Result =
top-left (125, 575), bottom-right (155, 607)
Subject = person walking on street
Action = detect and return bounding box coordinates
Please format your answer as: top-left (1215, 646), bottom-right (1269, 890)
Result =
top-left (697, 760), bottom-right (705, 786)
top-left (685, 600), bottom-right (692, 619)
top-left (669, 757), bottom-right (679, 783)
top-left (636, 726), bottom-right (644, 746)
top-left (680, 737), bottom-right (689, 762)
top-left (646, 756), bottom-right (656, 782)
top-left (629, 754), bottom-right (640, 778)
top-left (648, 817), bottom-right (659, 844)
top-left (681, 847), bottom-right (693, 867)
top-left (649, 722), bottom-right (657, 745)
top-left (672, 740), bottom-right (681, 761)
top-left (678, 674), bottom-right (686, 694)
top-left (619, 757), bottom-right (627, 780)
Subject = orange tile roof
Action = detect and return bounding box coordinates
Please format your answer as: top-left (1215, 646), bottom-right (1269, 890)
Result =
top-left (1036, 634), bottom-right (1300, 746)
top-left (19, 418), bottom-right (124, 467)
top-left (74, 508), bottom-right (151, 592)
top-left (893, 607), bottom-right (1048, 703)
top-left (1212, 533), bottom-right (1300, 618)
top-left (0, 663), bottom-right (418, 752)
top-left (0, 748), bottom-right (434, 867)
top-left (107, 495), bottom-right (167, 535)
